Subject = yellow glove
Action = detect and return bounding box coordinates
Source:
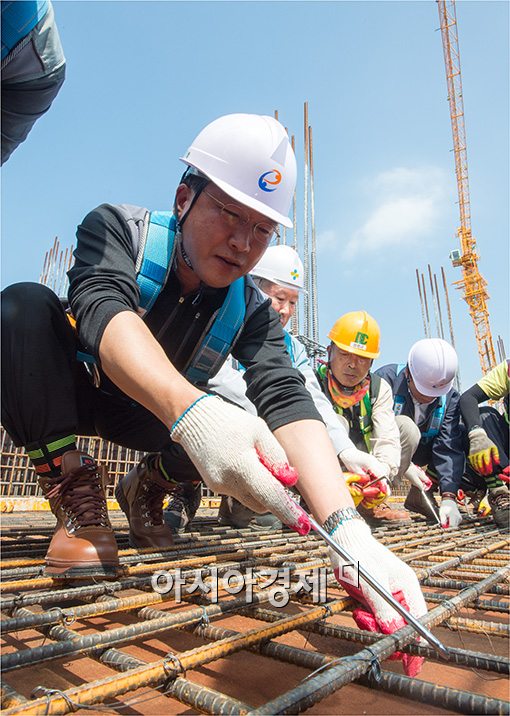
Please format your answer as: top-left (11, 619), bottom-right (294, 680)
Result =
top-left (468, 428), bottom-right (500, 476)
top-left (344, 472), bottom-right (366, 506)
top-left (343, 472), bottom-right (389, 509)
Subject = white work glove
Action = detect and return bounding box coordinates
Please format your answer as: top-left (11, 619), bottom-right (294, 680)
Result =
top-left (330, 517), bottom-right (427, 677)
top-left (340, 448), bottom-right (390, 480)
top-left (405, 463), bottom-right (433, 491)
top-left (439, 496), bottom-right (462, 529)
top-left (171, 395), bottom-right (310, 534)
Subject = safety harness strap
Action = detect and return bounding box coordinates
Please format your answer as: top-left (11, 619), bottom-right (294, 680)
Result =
top-left (185, 278), bottom-right (246, 387)
top-left (73, 209), bottom-right (246, 388)
top-left (137, 211), bottom-right (177, 312)
top-left (393, 363), bottom-right (446, 441)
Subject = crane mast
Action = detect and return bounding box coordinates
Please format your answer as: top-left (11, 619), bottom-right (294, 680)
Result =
top-left (437, 0), bottom-right (496, 375)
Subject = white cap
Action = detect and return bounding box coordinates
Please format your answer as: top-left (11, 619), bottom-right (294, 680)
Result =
top-left (180, 113), bottom-right (296, 228)
top-left (408, 338), bottom-right (458, 397)
top-left (251, 245), bottom-right (305, 292)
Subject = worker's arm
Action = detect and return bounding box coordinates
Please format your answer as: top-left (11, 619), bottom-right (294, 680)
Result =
top-left (370, 378), bottom-right (401, 479)
top-left (99, 310), bottom-right (203, 425)
top-left (459, 383), bottom-right (490, 432)
top-left (274, 417), bottom-right (427, 678)
top-left (274, 419), bottom-right (354, 520)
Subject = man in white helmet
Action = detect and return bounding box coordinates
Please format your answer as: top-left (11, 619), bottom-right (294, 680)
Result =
top-left (165, 245), bottom-right (391, 531)
top-left (1, 114), bottom-right (427, 674)
top-left (376, 339), bottom-right (464, 529)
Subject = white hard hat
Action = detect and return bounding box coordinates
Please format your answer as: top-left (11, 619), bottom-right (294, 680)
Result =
top-left (251, 245), bottom-right (306, 292)
top-left (408, 338), bottom-right (458, 397)
top-left (180, 114), bottom-right (296, 228)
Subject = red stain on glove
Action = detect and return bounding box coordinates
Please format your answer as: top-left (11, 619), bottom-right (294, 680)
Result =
top-left (256, 449), bottom-right (299, 486)
top-left (255, 449), bottom-right (310, 536)
top-left (335, 572), bottom-right (424, 677)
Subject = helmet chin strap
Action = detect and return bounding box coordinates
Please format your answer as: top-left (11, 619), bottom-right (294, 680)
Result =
top-left (174, 169), bottom-right (209, 274)
top-left (177, 230), bottom-right (194, 271)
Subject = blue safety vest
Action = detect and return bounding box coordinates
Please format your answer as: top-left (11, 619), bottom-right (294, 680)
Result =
top-left (393, 364), bottom-right (446, 442)
top-left (79, 211), bottom-right (246, 388)
top-left (1, 1), bottom-right (49, 60)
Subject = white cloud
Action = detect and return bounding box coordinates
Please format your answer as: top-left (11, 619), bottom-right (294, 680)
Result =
top-left (317, 229), bottom-right (338, 253)
top-left (341, 166), bottom-right (449, 260)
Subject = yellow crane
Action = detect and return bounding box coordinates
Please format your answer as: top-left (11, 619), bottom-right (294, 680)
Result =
top-left (437, 0), bottom-right (496, 375)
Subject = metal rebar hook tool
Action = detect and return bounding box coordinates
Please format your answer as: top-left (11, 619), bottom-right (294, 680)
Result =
top-left (308, 515), bottom-right (450, 660)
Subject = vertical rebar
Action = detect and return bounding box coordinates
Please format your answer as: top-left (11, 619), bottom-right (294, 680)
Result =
top-left (441, 266), bottom-right (461, 390)
top-left (433, 272), bottom-right (445, 340)
top-left (421, 272), bottom-right (431, 337)
top-left (291, 134), bottom-right (299, 336)
top-left (309, 124), bottom-right (319, 360)
top-left (303, 102), bottom-right (310, 340)
top-left (497, 335), bottom-right (506, 361)
top-left (416, 268), bottom-right (428, 337)
top-left (282, 124), bottom-right (289, 247)
top-left (39, 251), bottom-right (49, 285)
top-left (428, 264), bottom-right (441, 337)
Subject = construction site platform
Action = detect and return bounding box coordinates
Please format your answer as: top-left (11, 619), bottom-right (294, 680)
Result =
top-left (1, 511), bottom-right (509, 715)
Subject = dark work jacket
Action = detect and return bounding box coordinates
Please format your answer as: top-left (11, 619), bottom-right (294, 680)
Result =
top-left (375, 363), bottom-right (465, 494)
top-left (67, 203), bottom-right (321, 432)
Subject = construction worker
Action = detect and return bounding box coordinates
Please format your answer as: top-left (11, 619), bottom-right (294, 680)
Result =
top-left (376, 338), bottom-right (464, 529)
top-left (1, 114), bottom-right (426, 673)
top-left (460, 359), bottom-right (509, 529)
top-left (316, 311), bottom-right (409, 525)
top-left (1, 0), bottom-right (66, 164)
top-left (165, 247), bottom-right (396, 530)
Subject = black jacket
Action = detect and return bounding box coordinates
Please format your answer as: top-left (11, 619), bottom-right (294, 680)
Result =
top-left (68, 204), bottom-right (321, 432)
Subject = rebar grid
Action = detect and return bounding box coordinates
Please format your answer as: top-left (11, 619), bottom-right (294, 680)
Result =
top-left (1, 515), bottom-right (508, 715)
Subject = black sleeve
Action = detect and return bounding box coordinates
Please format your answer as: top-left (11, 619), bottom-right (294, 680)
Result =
top-left (232, 301), bottom-right (322, 431)
top-left (459, 383), bottom-right (491, 432)
top-left (67, 204), bottom-right (141, 359)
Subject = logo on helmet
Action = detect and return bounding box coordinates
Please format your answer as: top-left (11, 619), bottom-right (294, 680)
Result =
top-left (354, 332), bottom-right (369, 346)
top-left (258, 169), bottom-right (282, 192)
top-left (291, 269), bottom-right (299, 281)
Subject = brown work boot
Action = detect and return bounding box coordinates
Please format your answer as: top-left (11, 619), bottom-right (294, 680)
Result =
top-left (115, 453), bottom-right (175, 549)
top-left (358, 501), bottom-right (411, 525)
top-left (39, 451), bottom-right (119, 578)
top-left (487, 487), bottom-right (510, 531)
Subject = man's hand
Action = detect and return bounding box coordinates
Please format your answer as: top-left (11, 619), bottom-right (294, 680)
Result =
top-left (439, 496), bottom-right (462, 529)
top-left (405, 463), bottom-right (433, 491)
top-left (340, 448), bottom-right (389, 479)
top-left (330, 518), bottom-right (427, 677)
top-left (468, 428), bottom-right (500, 476)
top-left (171, 395), bottom-right (310, 534)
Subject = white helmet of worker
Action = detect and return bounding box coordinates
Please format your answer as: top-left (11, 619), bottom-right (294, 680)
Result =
top-left (251, 245), bottom-right (306, 292)
top-left (408, 338), bottom-right (458, 397)
top-left (180, 114), bottom-right (296, 228)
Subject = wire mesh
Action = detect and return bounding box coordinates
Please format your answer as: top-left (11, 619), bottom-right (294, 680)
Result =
top-left (1, 513), bottom-right (508, 715)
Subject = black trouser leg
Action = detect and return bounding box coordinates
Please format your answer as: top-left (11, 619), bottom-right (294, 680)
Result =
top-left (1, 282), bottom-right (201, 484)
top-left (1, 282), bottom-right (96, 447)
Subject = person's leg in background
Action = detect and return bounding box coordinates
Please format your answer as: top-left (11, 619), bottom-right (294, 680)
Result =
top-left (396, 415), bottom-right (440, 522)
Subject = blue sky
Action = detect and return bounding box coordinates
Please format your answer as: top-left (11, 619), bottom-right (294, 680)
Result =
top-left (2, 1), bottom-right (508, 389)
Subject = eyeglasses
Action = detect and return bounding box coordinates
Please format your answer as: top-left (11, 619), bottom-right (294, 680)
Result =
top-left (204, 190), bottom-right (280, 246)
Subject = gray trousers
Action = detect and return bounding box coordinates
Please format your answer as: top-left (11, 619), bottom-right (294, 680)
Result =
top-left (2, 2), bottom-right (65, 164)
top-left (395, 415), bottom-right (422, 481)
